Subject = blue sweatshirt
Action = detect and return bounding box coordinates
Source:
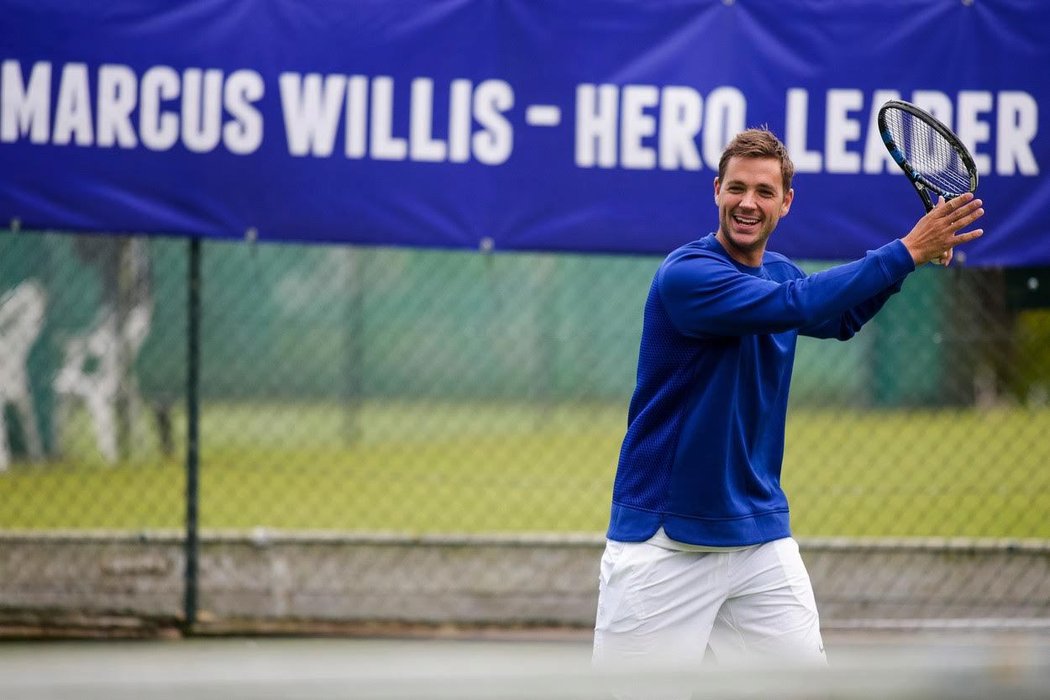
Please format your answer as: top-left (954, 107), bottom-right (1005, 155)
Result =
top-left (607, 233), bottom-right (916, 546)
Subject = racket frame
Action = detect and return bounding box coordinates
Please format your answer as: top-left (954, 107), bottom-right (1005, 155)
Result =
top-left (877, 99), bottom-right (979, 213)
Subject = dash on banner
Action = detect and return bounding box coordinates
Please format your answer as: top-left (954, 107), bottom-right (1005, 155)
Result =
top-left (525, 105), bottom-right (561, 126)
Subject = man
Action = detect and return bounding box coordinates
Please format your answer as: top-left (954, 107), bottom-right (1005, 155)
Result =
top-left (593, 128), bottom-right (984, 676)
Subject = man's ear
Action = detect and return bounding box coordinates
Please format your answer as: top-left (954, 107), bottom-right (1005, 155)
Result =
top-left (713, 176), bottom-right (721, 203)
top-left (781, 188), bottom-right (795, 216)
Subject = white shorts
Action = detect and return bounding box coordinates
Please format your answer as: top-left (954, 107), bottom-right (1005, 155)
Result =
top-left (592, 537), bottom-right (826, 675)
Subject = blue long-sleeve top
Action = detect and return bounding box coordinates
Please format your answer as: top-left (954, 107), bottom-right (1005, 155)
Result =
top-left (607, 232), bottom-right (916, 546)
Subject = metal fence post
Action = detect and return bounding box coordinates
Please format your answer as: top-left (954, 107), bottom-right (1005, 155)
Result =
top-left (183, 236), bottom-right (201, 631)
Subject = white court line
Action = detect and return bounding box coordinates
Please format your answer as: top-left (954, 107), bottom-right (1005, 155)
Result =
top-left (827, 618), bottom-right (1050, 630)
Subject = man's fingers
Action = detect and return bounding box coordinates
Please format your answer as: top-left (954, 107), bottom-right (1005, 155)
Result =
top-left (948, 192), bottom-right (975, 210)
top-left (934, 197), bottom-right (983, 232)
top-left (948, 229), bottom-right (984, 246)
top-left (936, 192), bottom-right (976, 219)
top-left (951, 204), bottom-right (985, 231)
top-left (951, 197), bottom-right (982, 216)
top-left (965, 207), bottom-right (985, 226)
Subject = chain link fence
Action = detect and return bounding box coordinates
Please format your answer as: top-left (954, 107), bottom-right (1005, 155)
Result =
top-left (1, 229), bottom-right (1049, 633)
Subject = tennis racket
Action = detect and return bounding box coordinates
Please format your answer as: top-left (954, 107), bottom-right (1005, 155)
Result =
top-left (877, 99), bottom-right (979, 213)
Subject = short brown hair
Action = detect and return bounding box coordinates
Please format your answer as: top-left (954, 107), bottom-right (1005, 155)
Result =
top-left (717, 128), bottom-right (795, 193)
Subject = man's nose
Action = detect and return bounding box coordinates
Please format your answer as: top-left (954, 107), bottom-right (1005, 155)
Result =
top-left (740, 190), bottom-right (757, 208)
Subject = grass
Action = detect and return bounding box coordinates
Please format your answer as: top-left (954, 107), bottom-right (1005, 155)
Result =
top-left (1, 400), bottom-right (1048, 539)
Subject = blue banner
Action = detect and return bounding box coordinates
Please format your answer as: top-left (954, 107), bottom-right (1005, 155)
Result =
top-left (1, 0), bottom-right (1046, 265)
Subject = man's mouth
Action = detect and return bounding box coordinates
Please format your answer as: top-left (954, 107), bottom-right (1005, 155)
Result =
top-left (732, 214), bottom-right (761, 228)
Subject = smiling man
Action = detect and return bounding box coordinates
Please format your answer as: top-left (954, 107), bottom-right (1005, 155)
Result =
top-left (592, 128), bottom-right (984, 689)
top-left (714, 149), bottom-right (793, 265)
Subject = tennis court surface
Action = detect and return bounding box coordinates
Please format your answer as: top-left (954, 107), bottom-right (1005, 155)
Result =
top-left (3, 629), bottom-right (1050, 699)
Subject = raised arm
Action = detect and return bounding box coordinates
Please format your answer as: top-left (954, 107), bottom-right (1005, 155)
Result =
top-left (659, 242), bottom-right (914, 338)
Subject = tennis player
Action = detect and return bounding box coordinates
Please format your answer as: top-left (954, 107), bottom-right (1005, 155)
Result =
top-left (592, 128), bottom-right (984, 684)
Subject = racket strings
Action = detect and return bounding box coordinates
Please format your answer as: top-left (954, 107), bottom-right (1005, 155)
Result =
top-left (884, 108), bottom-right (973, 196)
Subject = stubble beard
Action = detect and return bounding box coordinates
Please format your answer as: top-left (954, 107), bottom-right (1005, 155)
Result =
top-left (719, 214), bottom-right (769, 261)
